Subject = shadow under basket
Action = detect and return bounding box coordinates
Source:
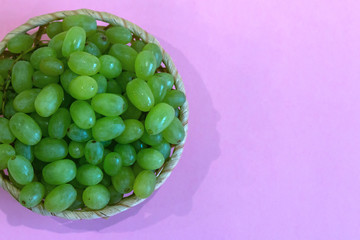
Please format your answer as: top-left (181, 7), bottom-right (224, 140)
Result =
top-left (0, 9), bottom-right (188, 220)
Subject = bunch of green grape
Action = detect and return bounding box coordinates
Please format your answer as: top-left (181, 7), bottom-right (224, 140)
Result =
top-left (0, 14), bottom-right (186, 213)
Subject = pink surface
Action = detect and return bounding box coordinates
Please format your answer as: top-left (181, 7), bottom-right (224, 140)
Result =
top-left (1, 0), bottom-right (360, 239)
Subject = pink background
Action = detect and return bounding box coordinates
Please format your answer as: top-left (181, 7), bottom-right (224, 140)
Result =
top-left (1, 0), bottom-right (360, 239)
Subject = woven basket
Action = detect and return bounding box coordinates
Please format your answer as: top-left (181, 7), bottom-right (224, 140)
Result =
top-left (0, 9), bottom-right (188, 220)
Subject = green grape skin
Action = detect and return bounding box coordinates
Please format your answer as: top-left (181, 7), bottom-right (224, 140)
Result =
top-left (44, 184), bottom-right (77, 213)
top-left (132, 162), bottom-right (146, 177)
top-left (34, 138), bottom-right (68, 162)
top-left (101, 140), bottom-right (112, 148)
top-left (85, 140), bottom-right (104, 165)
top-left (84, 41), bottom-right (101, 57)
top-left (11, 61), bottom-right (33, 93)
top-left (9, 113), bottom-right (42, 145)
top-left (137, 148), bottom-right (165, 170)
top-left (70, 100), bottom-right (96, 129)
top-left (34, 83), bottom-right (64, 117)
top-left (91, 74), bottom-right (107, 93)
top-left (162, 117), bottom-right (185, 144)
top-left (132, 140), bottom-right (148, 152)
top-left (113, 144), bottom-right (136, 166)
top-left (144, 103), bottom-right (175, 135)
top-left (135, 50), bottom-right (157, 80)
top-left (140, 131), bottom-right (163, 146)
top-left (111, 167), bottom-right (135, 194)
top-left (48, 108), bottom-right (71, 139)
top-left (116, 71), bottom-right (136, 92)
top-left (14, 140), bottom-right (34, 162)
top-left (87, 32), bottom-right (110, 53)
top-left (48, 31), bottom-right (66, 57)
top-left (106, 79), bottom-right (122, 94)
top-left (62, 14), bottom-right (97, 36)
top-left (126, 78), bottom-right (154, 112)
top-left (13, 88), bottom-right (41, 113)
top-left (92, 116), bottom-right (125, 142)
top-left (67, 123), bottom-right (92, 142)
top-left (0, 58), bottom-right (14, 78)
top-left (42, 159), bottom-right (76, 185)
top-left (61, 92), bottom-right (75, 108)
top-left (30, 112), bottom-right (49, 137)
top-left (67, 189), bottom-right (84, 210)
top-left (76, 164), bottom-right (103, 186)
top-left (0, 118), bottom-right (15, 144)
top-left (105, 26), bottom-right (132, 44)
top-left (33, 71), bottom-right (59, 88)
top-left (7, 155), bottom-right (34, 185)
top-left (68, 51), bottom-right (100, 76)
top-left (121, 95), bottom-right (142, 120)
top-left (19, 182), bottom-right (45, 208)
top-left (69, 141), bottom-right (85, 159)
top-left (153, 72), bottom-right (174, 90)
top-left (41, 177), bottom-right (56, 195)
top-left (115, 119), bottom-right (144, 144)
top-left (147, 75), bottom-right (169, 104)
top-left (109, 43), bottom-right (137, 72)
top-left (99, 55), bottom-right (122, 78)
top-left (91, 93), bottom-right (126, 116)
top-left (175, 107), bottom-right (180, 117)
top-left (62, 26), bottom-right (86, 57)
top-left (68, 76), bottom-right (98, 100)
top-left (108, 185), bottom-right (123, 205)
top-left (46, 22), bottom-right (63, 39)
top-left (7, 34), bottom-right (33, 53)
top-left (133, 170), bottom-right (156, 198)
top-left (131, 40), bottom-right (145, 52)
top-left (103, 152), bottom-right (122, 176)
top-left (60, 69), bottom-right (78, 93)
top-left (30, 47), bottom-right (57, 69)
top-left (39, 57), bottom-right (64, 76)
top-left (153, 141), bottom-right (171, 159)
top-left (163, 90), bottom-right (186, 108)
top-left (143, 43), bottom-right (163, 68)
top-left (8, 172), bottom-right (24, 189)
top-left (0, 144), bottom-right (15, 170)
top-left (82, 184), bottom-right (110, 210)
top-left (100, 173), bottom-right (111, 187)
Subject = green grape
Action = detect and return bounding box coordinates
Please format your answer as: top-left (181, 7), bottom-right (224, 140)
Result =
top-left (42, 159), bottom-right (76, 185)
top-left (48, 108), bottom-right (71, 139)
top-left (7, 155), bottom-right (34, 185)
top-left (13, 88), bottom-right (41, 113)
top-left (82, 184), bottom-right (110, 210)
top-left (153, 141), bottom-right (171, 159)
top-left (61, 26), bottom-right (86, 57)
top-left (147, 75), bottom-right (169, 104)
top-left (100, 173), bottom-right (111, 187)
top-left (9, 172), bottom-right (24, 189)
top-left (30, 112), bottom-right (50, 137)
top-left (132, 162), bottom-right (146, 176)
top-left (144, 103), bottom-right (175, 135)
top-left (0, 118), bottom-right (15, 144)
top-left (85, 140), bottom-right (104, 165)
top-left (41, 177), bottom-right (56, 195)
top-left (106, 79), bottom-right (122, 94)
top-left (68, 51), bottom-right (101, 76)
top-left (143, 43), bottom-right (162, 68)
top-left (30, 47), bottom-right (57, 69)
top-left (101, 140), bottom-right (112, 148)
top-left (68, 141), bottom-right (85, 159)
top-left (109, 43), bottom-right (137, 72)
top-left (103, 152), bottom-right (122, 176)
top-left (105, 26), bottom-right (132, 44)
top-left (14, 140), bottom-right (34, 162)
top-left (0, 144), bottom-right (15, 170)
top-left (67, 123), bottom-right (92, 142)
top-left (115, 119), bottom-right (144, 144)
top-left (140, 131), bottom-right (163, 146)
top-left (91, 93), bottom-right (126, 116)
top-left (132, 140), bottom-right (147, 152)
top-left (34, 83), bottom-right (64, 117)
top-left (39, 57), bottom-right (64, 76)
top-left (67, 188), bottom-right (84, 210)
top-left (112, 167), bottom-right (135, 194)
top-left (126, 78), bottom-right (154, 112)
top-left (9, 113), bottom-right (42, 145)
top-left (137, 148), bottom-right (165, 170)
top-left (60, 69), bottom-right (78, 93)
top-left (34, 138), bottom-right (68, 162)
top-left (114, 144), bottom-right (136, 166)
top-left (84, 41), bottom-right (101, 57)
top-left (121, 95), bottom-right (142, 120)
top-left (163, 90), bottom-right (186, 108)
top-left (11, 61), bottom-right (33, 93)
top-left (0, 58), bottom-right (14, 78)
top-left (70, 100), bottom-right (96, 129)
top-left (133, 170), bottom-right (156, 198)
top-left (48, 31), bottom-right (66, 57)
top-left (99, 55), bottom-right (122, 78)
top-left (175, 107), bottom-right (179, 117)
top-left (135, 51), bottom-right (157, 80)
top-left (116, 71), bottom-right (136, 92)
top-left (19, 182), bottom-right (45, 208)
top-left (108, 185), bottom-right (123, 205)
top-left (33, 71), bottom-right (59, 88)
top-left (88, 31), bottom-right (110, 53)
top-left (153, 72), bottom-right (174, 90)
top-left (92, 116), bottom-right (125, 142)
top-left (44, 184), bottom-right (77, 213)
top-left (162, 117), bottom-right (185, 144)
top-left (7, 34), bottom-right (33, 53)
top-left (91, 74), bottom-right (107, 93)
top-left (46, 22), bottom-right (63, 39)
top-left (62, 14), bottom-right (97, 36)
top-left (76, 164), bottom-right (103, 186)
top-left (131, 40), bottom-right (145, 52)
top-left (68, 76), bottom-right (98, 100)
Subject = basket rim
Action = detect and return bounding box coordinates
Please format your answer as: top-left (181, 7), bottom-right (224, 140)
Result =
top-left (0, 8), bottom-right (189, 220)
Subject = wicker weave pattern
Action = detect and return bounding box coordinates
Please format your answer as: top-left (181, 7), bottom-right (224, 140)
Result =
top-left (0, 9), bottom-right (188, 220)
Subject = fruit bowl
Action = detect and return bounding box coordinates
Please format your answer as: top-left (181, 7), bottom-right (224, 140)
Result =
top-left (0, 9), bottom-right (188, 220)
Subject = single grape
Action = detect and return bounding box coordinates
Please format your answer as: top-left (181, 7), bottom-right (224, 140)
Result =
top-left (91, 93), bottom-right (126, 116)
top-left (111, 167), bottom-right (135, 194)
top-left (144, 103), bottom-right (175, 135)
top-left (30, 47), bottom-right (57, 69)
top-left (152, 72), bottom-right (174, 90)
top-left (34, 137), bottom-right (68, 162)
top-left (103, 152), bottom-right (122, 176)
top-left (69, 141), bottom-right (85, 159)
top-left (0, 144), bottom-right (15, 170)
top-left (140, 131), bottom-right (163, 146)
top-left (68, 76), bottom-right (98, 100)
top-left (109, 43), bottom-right (137, 72)
top-left (115, 119), bottom-right (144, 144)
top-left (39, 57), bottom-right (64, 76)
top-left (84, 41), bottom-right (101, 57)
top-left (143, 43), bottom-right (163, 68)
top-left (82, 184), bottom-right (110, 210)
top-left (67, 123), bottom-right (92, 142)
top-left (9, 113), bottom-right (42, 145)
top-left (76, 164), bottom-right (103, 186)
top-left (163, 90), bottom-right (186, 108)
top-left (19, 182), bottom-right (45, 208)
top-left (137, 148), bottom-right (165, 170)
top-left (87, 31), bottom-right (110, 53)
top-left (13, 88), bottom-right (41, 113)
top-left (62, 26), bottom-right (86, 57)
top-left (153, 141), bottom-right (171, 159)
top-left (126, 78), bottom-right (154, 112)
top-left (33, 71), bottom-right (59, 88)
top-left (133, 170), bottom-right (156, 198)
top-left (0, 118), bottom-right (15, 144)
top-left (14, 140), bottom-right (34, 162)
top-left (34, 83), bottom-right (64, 117)
top-left (162, 117), bottom-right (185, 144)
top-left (44, 184), bottom-right (77, 213)
top-left (62, 14), bottom-right (97, 36)
top-left (48, 108), bottom-right (71, 139)
top-left (131, 40), bottom-right (145, 52)
top-left (114, 144), bottom-right (136, 166)
top-left (68, 51), bottom-right (100, 76)
top-left (135, 50), bottom-right (157, 80)
top-left (42, 159), bottom-right (76, 185)
top-left (99, 55), bottom-right (122, 78)
top-left (7, 34), bottom-right (33, 53)
top-left (92, 116), bottom-right (125, 142)
top-left (106, 26), bottom-right (132, 44)
top-left (46, 22), bottom-right (63, 39)
top-left (7, 155), bottom-right (34, 185)
top-left (11, 61), bottom-right (33, 93)
top-left (85, 140), bottom-right (104, 165)
top-left (70, 100), bottom-right (96, 129)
